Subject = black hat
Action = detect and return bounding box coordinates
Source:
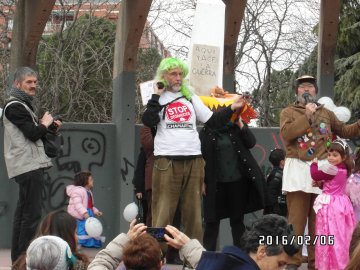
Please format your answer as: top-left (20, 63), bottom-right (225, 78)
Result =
top-left (295, 75), bottom-right (318, 94)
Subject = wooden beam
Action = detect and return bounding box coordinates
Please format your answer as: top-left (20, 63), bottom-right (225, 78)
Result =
top-left (223, 0), bottom-right (246, 91)
top-left (317, 0), bottom-right (341, 97)
top-left (113, 0), bottom-right (152, 75)
top-left (10, 0), bottom-right (55, 72)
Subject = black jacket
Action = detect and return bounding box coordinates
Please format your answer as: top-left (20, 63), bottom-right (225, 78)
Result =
top-left (197, 245), bottom-right (260, 270)
top-left (264, 167), bottom-right (287, 216)
top-left (200, 123), bottom-right (266, 221)
top-left (265, 167), bottom-right (283, 206)
top-left (132, 147), bottom-right (147, 194)
top-left (4, 101), bottom-right (47, 141)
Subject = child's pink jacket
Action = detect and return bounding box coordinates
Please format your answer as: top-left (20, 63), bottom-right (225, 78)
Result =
top-left (66, 185), bottom-right (100, 220)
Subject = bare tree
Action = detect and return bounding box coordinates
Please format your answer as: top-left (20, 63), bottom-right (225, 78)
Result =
top-left (148, 0), bottom-right (196, 58)
top-left (236, 0), bottom-right (319, 126)
top-left (1, 0), bottom-right (321, 126)
top-left (147, 0), bottom-right (320, 126)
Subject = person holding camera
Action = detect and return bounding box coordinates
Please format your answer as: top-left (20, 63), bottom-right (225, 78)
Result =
top-left (88, 219), bottom-right (158, 270)
top-left (2, 66), bottom-right (62, 263)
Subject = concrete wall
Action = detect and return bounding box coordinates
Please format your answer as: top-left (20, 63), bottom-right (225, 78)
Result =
top-left (0, 123), bottom-right (358, 248)
top-left (0, 123), bottom-right (281, 248)
top-left (0, 123), bottom-right (118, 247)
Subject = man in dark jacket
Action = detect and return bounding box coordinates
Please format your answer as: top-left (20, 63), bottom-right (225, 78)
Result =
top-left (200, 115), bottom-right (266, 251)
top-left (3, 67), bottom-right (62, 262)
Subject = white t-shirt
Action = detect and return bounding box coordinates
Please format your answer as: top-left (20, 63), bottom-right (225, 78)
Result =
top-left (154, 91), bottom-right (213, 156)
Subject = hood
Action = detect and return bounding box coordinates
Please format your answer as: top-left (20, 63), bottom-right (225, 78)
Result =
top-left (66, 185), bottom-right (85, 196)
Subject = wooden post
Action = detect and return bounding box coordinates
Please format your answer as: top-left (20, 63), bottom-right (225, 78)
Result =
top-left (317, 0), bottom-right (341, 98)
top-left (112, 0), bottom-right (152, 232)
top-left (9, 0), bottom-right (55, 73)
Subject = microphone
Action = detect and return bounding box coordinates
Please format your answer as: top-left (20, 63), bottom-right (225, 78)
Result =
top-left (156, 81), bottom-right (165, 90)
top-left (302, 93), bottom-right (311, 104)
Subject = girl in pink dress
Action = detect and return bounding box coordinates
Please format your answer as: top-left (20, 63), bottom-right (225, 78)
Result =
top-left (310, 139), bottom-right (355, 270)
top-left (346, 148), bottom-right (360, 221)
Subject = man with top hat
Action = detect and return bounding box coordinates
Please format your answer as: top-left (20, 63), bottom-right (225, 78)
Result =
top-left (280, 75), bottom-right (360, 269)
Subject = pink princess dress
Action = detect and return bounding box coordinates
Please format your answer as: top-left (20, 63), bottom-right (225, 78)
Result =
top-left (311, 162), bottom-right (356, 270)
top-left (346, 172), bottom-right (360, 221)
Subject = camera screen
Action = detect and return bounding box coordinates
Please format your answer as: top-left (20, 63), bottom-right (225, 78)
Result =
top-left (146, 227), bottom-right (166, 242)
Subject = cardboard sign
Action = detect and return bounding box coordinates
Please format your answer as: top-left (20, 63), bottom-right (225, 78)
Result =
top-left (189, 44), bottom-right (220, 96)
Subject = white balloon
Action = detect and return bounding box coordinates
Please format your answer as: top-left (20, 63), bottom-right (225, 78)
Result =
top-left (318, 96), bottom-right (336, 111)
top-left (85, 217), bottom-right (103, 238)
top-left (123, 202), bottom-right (138, 222)
top-left (333, 106), bottom-right (351, 123)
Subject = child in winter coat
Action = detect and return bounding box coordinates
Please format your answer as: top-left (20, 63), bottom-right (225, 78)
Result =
top-left (66, 171), bottom-right (103, 248)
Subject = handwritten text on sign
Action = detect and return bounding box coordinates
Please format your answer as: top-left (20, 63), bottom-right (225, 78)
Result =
top-left (190, 44), bottom-right (220, 96)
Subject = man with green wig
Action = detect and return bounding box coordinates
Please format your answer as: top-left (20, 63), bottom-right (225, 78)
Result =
top-left (142, 57), bottom-right (245, 245)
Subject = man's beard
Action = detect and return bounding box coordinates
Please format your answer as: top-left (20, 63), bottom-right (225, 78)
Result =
top-left (166, 81), bottom-right (182, 92)
top-left (171, 85), bottom-right (181, 92)
top-left (297, 93), bottom-right (316, 105)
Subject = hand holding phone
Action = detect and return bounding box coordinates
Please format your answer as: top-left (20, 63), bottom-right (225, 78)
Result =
top-left (146, 227), bottom-right (166, 242)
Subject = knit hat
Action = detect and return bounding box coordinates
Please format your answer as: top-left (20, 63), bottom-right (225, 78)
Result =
top-left (295, 75), bottom-right (318, 94)
top-left (26, 235), bottom-right (74, 270)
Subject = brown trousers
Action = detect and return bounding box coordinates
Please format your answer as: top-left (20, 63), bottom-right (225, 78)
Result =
top-left (286, 191), bottom-right (317, 269)
top-left (152, 157), bottom-right (204, 242)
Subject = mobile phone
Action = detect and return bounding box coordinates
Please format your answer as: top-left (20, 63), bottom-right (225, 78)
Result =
top-left (146, 227), bottom-right (166, 242)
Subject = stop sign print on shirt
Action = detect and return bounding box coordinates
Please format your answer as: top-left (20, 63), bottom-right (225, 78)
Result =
top-left (166, 101), bottom-right (192, 122)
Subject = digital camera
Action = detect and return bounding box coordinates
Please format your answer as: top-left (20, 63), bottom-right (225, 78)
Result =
top-left (48, 115), bottom-right (62, 132)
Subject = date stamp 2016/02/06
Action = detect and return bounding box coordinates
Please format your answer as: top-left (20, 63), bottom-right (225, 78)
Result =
top-left (259, 235), bottom-right (334, 246)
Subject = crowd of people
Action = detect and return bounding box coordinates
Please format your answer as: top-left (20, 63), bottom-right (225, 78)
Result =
top-left (3, 59), bottom-right (360, 270)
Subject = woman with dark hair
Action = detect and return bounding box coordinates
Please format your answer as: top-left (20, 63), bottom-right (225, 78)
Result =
top-left (12, 210), bottom-right (89, 270)
top-left (200, 114), bottom-right (265, 251)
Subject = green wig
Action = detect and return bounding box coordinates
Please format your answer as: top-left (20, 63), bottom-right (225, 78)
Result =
top-left (155, 57), bottom-right (193, 100)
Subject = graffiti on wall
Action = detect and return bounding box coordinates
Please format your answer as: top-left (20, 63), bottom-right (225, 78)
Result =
top-left (42, 129), bottom-right (106, 212)
top-left (120, 158), bottom-right (134, 183)
top-left (250, 130), bottom-right (286, 177)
